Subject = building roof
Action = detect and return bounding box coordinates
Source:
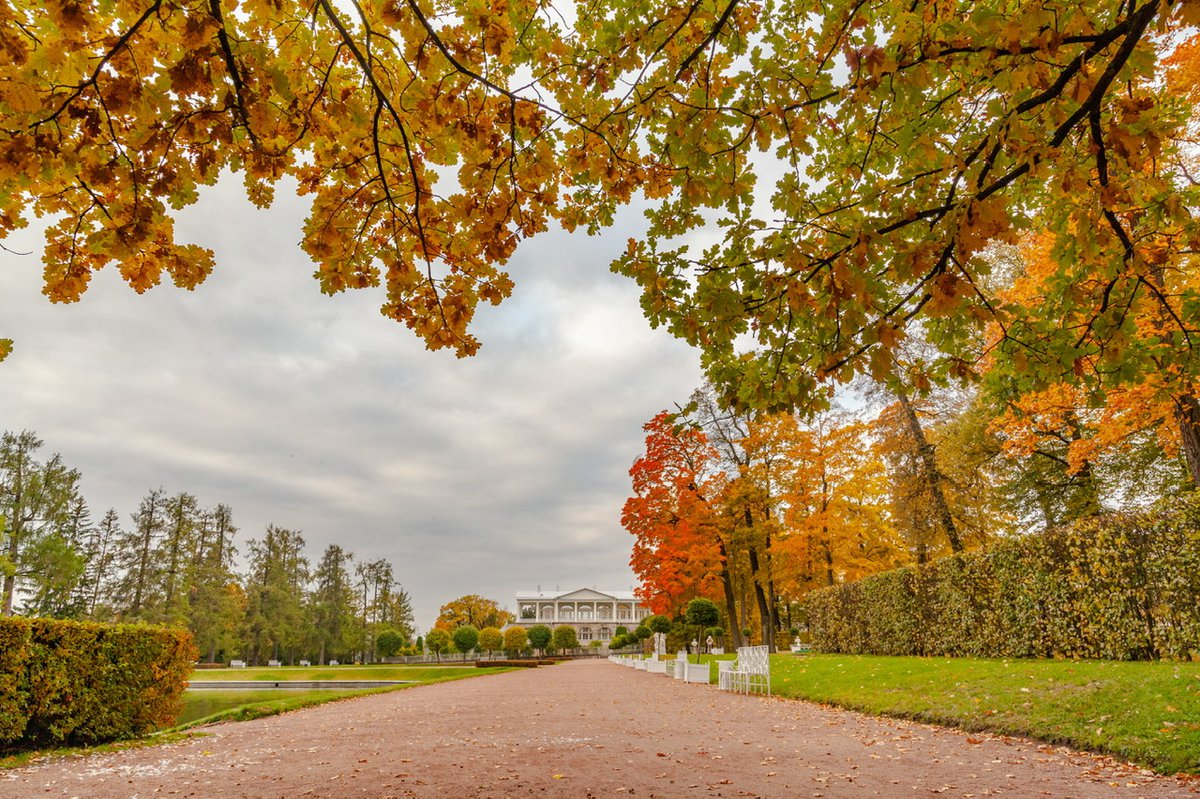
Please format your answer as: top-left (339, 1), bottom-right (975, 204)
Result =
top-left (515, 587), bottom-right (639, 602)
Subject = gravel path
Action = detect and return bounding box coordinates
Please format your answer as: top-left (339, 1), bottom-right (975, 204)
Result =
top-left (2, 659), bottom-right (1198, 798)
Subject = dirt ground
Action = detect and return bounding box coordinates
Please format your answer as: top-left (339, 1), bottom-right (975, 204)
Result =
top-left (2, 659), bottom-right (1198, 798)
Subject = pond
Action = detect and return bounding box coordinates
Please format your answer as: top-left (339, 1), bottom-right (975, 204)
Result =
top-left (177, 688), bottom-right (368, 726)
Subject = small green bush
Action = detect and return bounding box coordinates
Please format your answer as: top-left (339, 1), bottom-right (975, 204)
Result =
top-left (0, 617), bottom-right (195, 750)
top-left (375, 629), bottom-right (406, 658)
top-left (805, 500), bottom-right (1200, 661)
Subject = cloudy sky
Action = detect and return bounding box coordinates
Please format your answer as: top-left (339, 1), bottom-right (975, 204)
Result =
top-left (0, 173), bottom-right (706, 630)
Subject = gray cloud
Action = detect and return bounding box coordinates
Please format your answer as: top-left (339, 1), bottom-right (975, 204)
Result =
top-left (0, 175), bottom-right (702, 628)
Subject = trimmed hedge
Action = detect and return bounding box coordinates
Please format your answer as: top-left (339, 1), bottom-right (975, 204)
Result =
top-left (0, 617), bottom-right (196, 749)
top-left (475, 660), bottom-right (538, 668)
top-left (804, 500), bottom-right (1200, 661)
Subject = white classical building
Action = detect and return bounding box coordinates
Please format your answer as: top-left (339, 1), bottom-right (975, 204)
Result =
top-left (514, 588), bottom-right (650, 644)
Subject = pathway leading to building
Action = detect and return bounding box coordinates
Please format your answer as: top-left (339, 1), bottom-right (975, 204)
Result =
top-left (2, 659), bottom-right (1197, 798)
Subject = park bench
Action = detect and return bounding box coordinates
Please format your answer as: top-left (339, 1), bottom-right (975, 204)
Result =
top-left (229, 659), bottom-right (246, 668)
top-left (790, 642), bottom-right (812, 654)
top-left (717, 645), bottom-right (770, 695)
top-left (299, 659), bottom-right (311, 667)
top-left (268, 659), bottom-right (282, 667)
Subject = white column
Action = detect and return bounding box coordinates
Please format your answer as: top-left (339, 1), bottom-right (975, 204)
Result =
top-left (553, 600), bottom-right (559, 623)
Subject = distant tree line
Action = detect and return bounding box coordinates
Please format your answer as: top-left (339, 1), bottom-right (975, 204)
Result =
top-left (0, 430), bottom-right (415, 664)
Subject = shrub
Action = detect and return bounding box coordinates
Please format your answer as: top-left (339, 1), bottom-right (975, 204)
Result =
top-left (478, 626), bottom-right (504, 655)
top-left (646, 615), bottom-right (672, 635)
top-left (527, 624), bottom-right (552, 653)
top-left (426, 629), bottom-right (451, 661)
top-left (685, 598), bottom-right (719, 629)
top-left (551, 625), bottom-right (579, 652)
top-left (503, 625), bottom-right (527, 655)
top-left (0, 617), bottom-right (31, 742)
top-left (0, 618), bottom-right (195, 749)
top-left (375, 629), bottom-right (406, 658)
top-left (452, 625), bottom-right (480, 659)
top-left (804, 500), bottom-right (1200, 661)
top-left (476, 659), bottom-right (537, 668)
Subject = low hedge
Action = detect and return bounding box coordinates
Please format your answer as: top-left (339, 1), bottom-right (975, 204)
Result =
top-left (0, 617), bottom-right (195, 749)
top-left (804, 499), bottom-right (1200, 661)
top-left (475, 660), bottom-right (538, 668)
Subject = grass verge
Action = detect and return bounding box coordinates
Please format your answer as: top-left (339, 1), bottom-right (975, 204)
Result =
top-left (177, 688), bottom-right (368, 727)
top-left (771, 654), bottom-right (1200, 775)
top-left (0, 731), bottom-right (201, 771)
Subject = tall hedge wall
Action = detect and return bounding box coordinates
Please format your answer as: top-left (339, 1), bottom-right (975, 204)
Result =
top-left (803, 500), bottom-right (1200, 661)
top-left (0, 618), bottom-right (196, 749)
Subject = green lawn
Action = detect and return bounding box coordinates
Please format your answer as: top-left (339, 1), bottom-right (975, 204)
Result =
top-left (771, 654), bottom-right (1200, 775)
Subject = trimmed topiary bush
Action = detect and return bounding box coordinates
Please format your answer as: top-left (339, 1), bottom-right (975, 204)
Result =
top-left (0, 617), bottom-right (195, 750)
top-left (375, 629), bottom-right (406, 658)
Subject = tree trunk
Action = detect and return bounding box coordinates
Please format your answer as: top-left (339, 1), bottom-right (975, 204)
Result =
top-left (762, 522), bottom-right (779, 652)
top-left (896, 389), bottom-right (964, 553)
top-left (823, 528), bottom-right (835, 586)
top-left (1175, 394), bottom-right (1200, 485)
top-left (716, 536), bottom-right (742, 649)
top-left (1, 518), bottom-right (18, 615)
top-left (746, 545), bottom-right (773, 650)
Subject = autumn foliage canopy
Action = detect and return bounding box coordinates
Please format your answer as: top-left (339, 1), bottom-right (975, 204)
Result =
top-left (1, 0), bottom-right (1198, 425)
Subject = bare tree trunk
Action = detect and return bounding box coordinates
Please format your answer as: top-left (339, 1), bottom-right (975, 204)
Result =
top-left (746, 545), bottom-right (774, 651)
top-left (896, 389), bottom-right (963, 553)
top-left (762, 523), bottom-right (779, 652)
top-left (1, 540), bottom-right (16, 616)
top-left (716, 536), bottom-right (742, 649)
top-left (1175, 394), bottom-right (1200, 485)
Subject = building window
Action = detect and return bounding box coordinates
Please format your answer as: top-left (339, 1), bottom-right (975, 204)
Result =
top-left (580, 627), bottom-right (592, 641)
top-left (617, 608), bottom-right (630, 620)
top-left (599, 627), bottom-right (611, 640)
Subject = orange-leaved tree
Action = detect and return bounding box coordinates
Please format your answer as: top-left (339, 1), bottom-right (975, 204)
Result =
top-left (982, 229), bottom-right (1195, 500)
top-left (434, 594), bottom-right (513, 632)
top-left (622, 411), bottom-right (735, 640)
top-left (0, 0), bottom-right (664, 358)
top-left (750, 411), bottom-right (903, 600)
